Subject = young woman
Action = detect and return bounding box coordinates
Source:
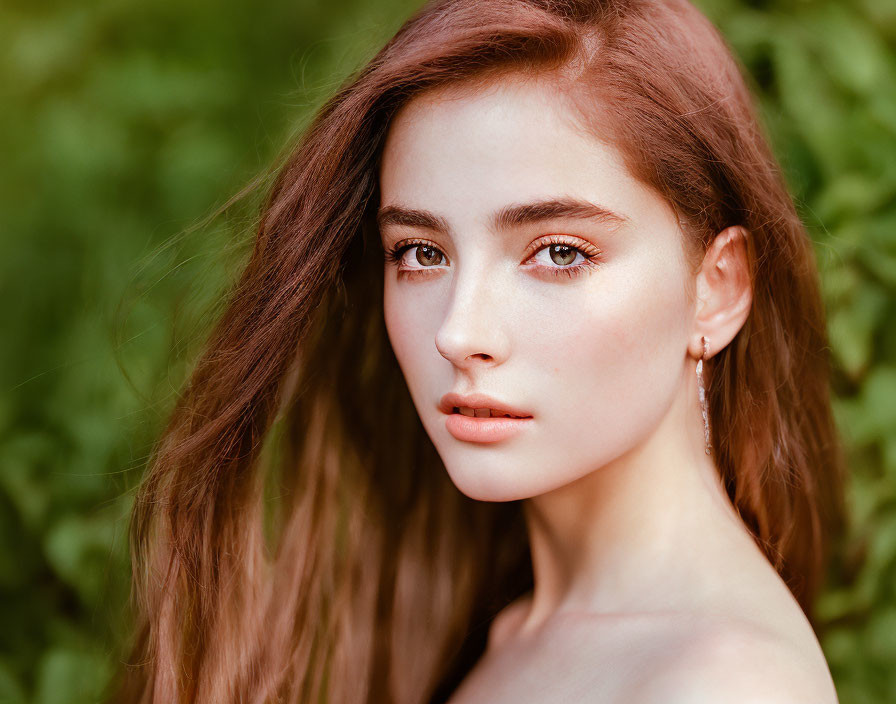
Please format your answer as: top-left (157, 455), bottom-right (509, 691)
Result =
top-left (110, 0), bottom-right (847, 702)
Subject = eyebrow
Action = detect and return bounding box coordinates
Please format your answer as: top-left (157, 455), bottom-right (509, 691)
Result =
top-left (376, 197), bottom-right (630, 236)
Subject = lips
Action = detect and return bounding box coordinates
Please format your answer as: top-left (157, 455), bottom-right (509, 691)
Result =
top-left (438, 392), bottom-right (533, 418)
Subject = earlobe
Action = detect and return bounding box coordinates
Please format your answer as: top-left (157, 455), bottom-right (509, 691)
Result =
top-left (690, 225), bottom-right (753, 359)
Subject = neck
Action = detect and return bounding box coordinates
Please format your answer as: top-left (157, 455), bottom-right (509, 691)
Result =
top-left (517, 361), bottom-right (762, 635)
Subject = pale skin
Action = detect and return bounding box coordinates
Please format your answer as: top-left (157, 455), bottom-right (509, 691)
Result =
top-left (377, 74), bottom-right (839, 703)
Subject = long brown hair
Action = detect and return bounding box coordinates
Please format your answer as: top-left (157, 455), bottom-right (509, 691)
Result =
top-left (109, 0), bottom-right (847, 702)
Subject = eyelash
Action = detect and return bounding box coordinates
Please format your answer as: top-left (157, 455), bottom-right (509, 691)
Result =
top-left (383, 235), bottom-right (602, 280)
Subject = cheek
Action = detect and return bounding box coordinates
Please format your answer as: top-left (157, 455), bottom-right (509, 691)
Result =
top-left (383, 276), bottom-right (439, 381)
top-left (383, 279), bottom-right (413, 368)
top-left (526, 261), bottom-right (691, 452)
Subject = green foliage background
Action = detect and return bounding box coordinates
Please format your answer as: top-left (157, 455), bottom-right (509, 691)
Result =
top-left (0, 0), bottom-right (893, 701)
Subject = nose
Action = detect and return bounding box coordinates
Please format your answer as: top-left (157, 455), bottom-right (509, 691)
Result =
top-left (434, 264), bottom-right (511, 370)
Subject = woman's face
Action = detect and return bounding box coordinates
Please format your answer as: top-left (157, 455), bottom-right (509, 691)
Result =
top-left (378, 75), bottom-right (697, 502)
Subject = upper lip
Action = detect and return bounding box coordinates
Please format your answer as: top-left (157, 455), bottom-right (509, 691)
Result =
top-left (438, 392), bottom-right (532, 418)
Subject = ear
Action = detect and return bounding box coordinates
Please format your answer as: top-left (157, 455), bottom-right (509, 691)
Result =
top-left (689, 225), bottom-right (752, 360)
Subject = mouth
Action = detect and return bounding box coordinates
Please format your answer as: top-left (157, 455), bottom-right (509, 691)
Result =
top-left (438, 392), bottom-right (532, 419)
top-left (442, 401), bottom-right (534, 443)
top-left (451, 406), bottom-right (532, 419)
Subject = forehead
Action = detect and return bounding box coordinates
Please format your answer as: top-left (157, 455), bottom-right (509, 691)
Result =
top-left (378, 74), bottom-right (662, 227)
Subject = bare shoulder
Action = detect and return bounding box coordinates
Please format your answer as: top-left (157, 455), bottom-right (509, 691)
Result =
top-left (629, 619), bottom-right (839, 704)
top-left (486, 593), bottom-right (534, 651)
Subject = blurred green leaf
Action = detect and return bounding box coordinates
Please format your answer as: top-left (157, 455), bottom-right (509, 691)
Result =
top-left (32, 648), bottom-right (111, 704)
top-left (0, 660), bottom-right (27, 704)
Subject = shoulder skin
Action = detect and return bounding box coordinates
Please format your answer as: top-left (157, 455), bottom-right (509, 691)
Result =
top-left (627, 622), bottom-right (839, 704)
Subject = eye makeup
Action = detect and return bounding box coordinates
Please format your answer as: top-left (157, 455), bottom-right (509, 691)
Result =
top-left (383, 234), bottom-right (602, 281)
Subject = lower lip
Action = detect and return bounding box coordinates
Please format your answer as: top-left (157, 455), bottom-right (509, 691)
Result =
top-left (444, 412), bottom-right (533, 443)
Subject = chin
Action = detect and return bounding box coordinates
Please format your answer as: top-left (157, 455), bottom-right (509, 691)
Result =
top-left (443, 465), bottom-right (546, 503)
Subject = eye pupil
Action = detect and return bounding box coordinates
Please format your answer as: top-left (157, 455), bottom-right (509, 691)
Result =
top-left (549, 244), bottom-right (577, 266)
top-left (416, 245), bottom-right (443, 266)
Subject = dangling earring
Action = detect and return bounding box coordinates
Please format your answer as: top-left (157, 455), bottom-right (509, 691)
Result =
top-left (696, 336), bottom-right (712, 456)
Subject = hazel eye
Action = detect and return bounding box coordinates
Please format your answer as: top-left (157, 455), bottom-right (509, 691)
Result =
top-left (534, 243), bottom-right (583, 268)
top-left (525, 236), bottom-right (602, 280)
top-left (412, 244), bottom-right (444, 267)
top-left (383, 239), bottom-right (449, 276)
